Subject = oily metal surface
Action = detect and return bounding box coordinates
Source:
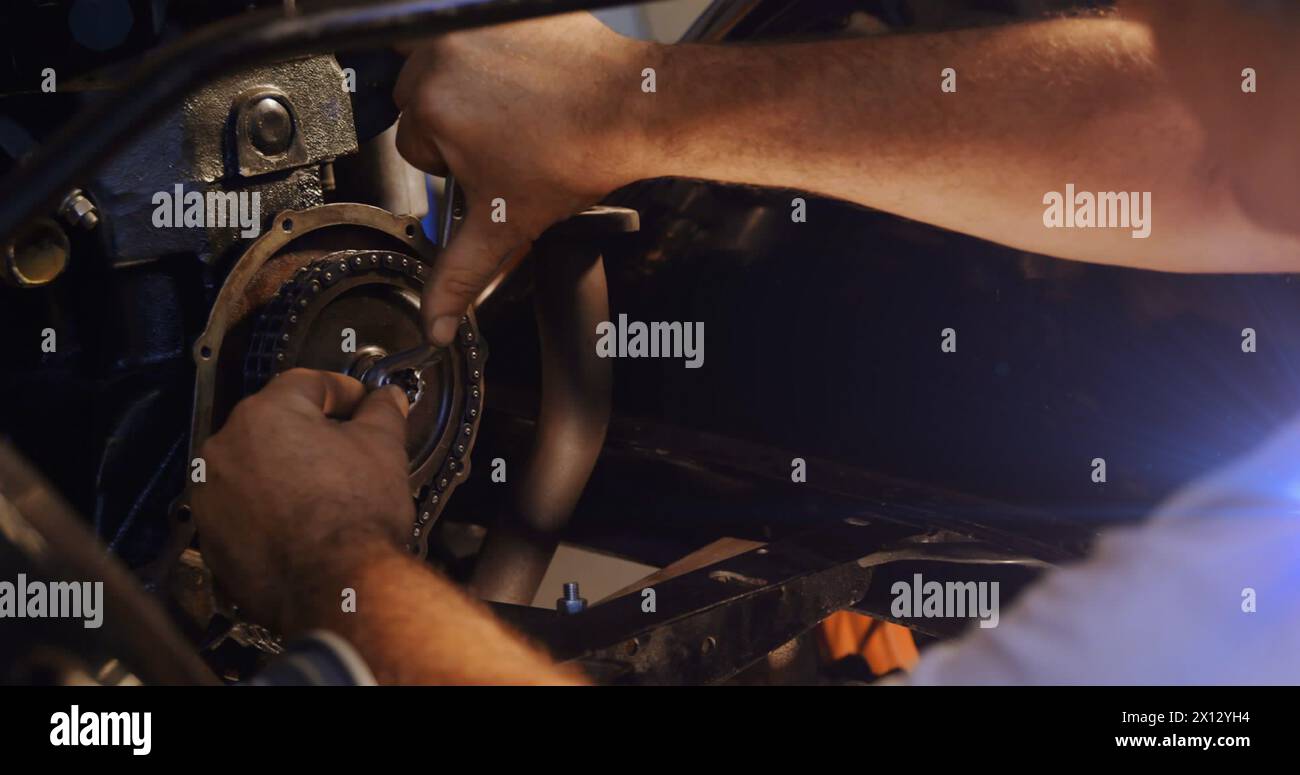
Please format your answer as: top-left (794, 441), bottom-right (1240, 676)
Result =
top-left (91, 56), bottom-right (357, 265)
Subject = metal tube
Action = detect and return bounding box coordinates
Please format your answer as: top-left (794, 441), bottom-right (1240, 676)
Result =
top-left (470, 238), bottom-right (613, 604)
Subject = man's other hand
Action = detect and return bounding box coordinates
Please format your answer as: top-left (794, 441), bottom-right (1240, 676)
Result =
top-left (393, 13), bottom-right (655, 346)
top-left (192, 369), bottom-right (412, 630)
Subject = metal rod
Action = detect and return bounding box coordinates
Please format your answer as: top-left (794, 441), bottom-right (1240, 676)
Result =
top-left (469, 236), bottom-right (613, 604)
top-left (440, 175), bottom-right (459, 247)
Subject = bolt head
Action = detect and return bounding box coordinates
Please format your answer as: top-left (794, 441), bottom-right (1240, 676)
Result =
top-left (247, 96), bottom-right (295, 157)
top-left (67, 198), bottom-right (97, 229)
top-left (58, 191), bottom-right (99, 231)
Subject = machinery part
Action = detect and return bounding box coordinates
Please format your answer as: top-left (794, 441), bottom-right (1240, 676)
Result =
top-left (496, 517), bottom-right (1048, 685)
top-left (234, 87), bottom-right (308, 176)
top-left (0, 0), bottom-right (656, 245)
top-left (0, 440), bottom-right (217, 686)
top-left (246, 631), bottom-right (377, 686)
top-left (242, 250), bottom-right (431, 394)
top-left (331, 124), bottom-right (431, 219)
top-left (170, 202), bottom-right (482, 585)
top-left (469, 206), bottom-right (637, 604)
top-left (241, 249), bottom-right (486, 555)
top-left (356, 344), bottom-right (445, 398)
top-left (57, 189), bottom-right (99, 231)
top-left (90, 55), bottom-right (357, 266)
top-left (556, 582), bottom-right (587, 615)
top-left (593, 416), bottom-right (1091, 562)
top-left (2, 217), bottom-right (69, 288)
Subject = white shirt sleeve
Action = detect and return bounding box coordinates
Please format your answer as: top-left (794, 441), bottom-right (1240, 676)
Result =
top-left (905, 416), bottom-right (1300, 685)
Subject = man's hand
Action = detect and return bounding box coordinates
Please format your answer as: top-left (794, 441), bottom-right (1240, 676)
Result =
top-left (192, 369), bottom-right (412, 630)
top-left (191, 368), bottom-right (579, 683)
top-left (393, 13), bottom-right (655, 345)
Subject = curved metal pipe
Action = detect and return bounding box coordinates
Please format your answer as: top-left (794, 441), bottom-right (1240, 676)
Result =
top-left (470, 236), bottom-right (613, 604)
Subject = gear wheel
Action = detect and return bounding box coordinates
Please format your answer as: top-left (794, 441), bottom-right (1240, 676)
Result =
top-left (242, 249), bottom-right (486, 559)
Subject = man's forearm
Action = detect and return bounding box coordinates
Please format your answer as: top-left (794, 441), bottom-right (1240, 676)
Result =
top-left (631, 18), bottom-right (1299, 272)
top-left (278, 535), bottom-right (583, 685)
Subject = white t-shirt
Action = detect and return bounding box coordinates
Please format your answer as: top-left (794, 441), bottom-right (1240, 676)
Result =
top-left (906, 417), bottom-right (1300, 685)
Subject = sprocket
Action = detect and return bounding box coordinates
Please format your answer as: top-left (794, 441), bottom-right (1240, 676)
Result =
top-left (242, 249), bottom-right (486, 558)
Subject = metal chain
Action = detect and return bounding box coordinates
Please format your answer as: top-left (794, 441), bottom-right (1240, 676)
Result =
top-left (243, 250), bottom-right (487, 559)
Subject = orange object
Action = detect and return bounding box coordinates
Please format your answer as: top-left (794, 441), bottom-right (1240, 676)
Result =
top-left (818, 611), bottom-right (919, 675)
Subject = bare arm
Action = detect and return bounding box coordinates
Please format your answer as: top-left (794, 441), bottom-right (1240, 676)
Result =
top-left (394, 12), bottom-right (1299, 345)
top-left (279, 537), bottom-right (582, 685)
top-left (643, 19), bottom-right (1287, 273)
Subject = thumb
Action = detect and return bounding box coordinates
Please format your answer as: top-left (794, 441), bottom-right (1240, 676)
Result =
top-left (424, 214), bottom-right (517, 345)
top-left (349, 384), bottom-right (411, 439)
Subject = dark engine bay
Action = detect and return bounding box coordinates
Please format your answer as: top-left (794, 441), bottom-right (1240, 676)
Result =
top-left (3, 0), bottom-right (1299, 687)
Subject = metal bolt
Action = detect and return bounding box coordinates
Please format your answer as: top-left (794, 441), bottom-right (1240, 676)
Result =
top-left (320, 159), bottom-right (336, 192)
top-left (556, 582), bottom-right (587, 615)
top-left (247, 96), bottom-right (295, 157)
top-left (58, 189), bottom-right (99, 231)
